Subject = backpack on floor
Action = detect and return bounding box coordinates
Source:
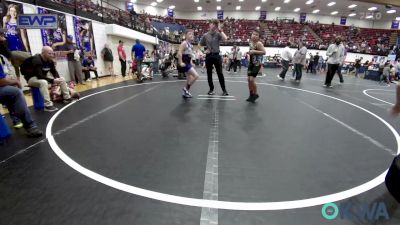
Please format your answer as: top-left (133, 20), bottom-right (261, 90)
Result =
top-left (385, 155), bottom-right (400, 203)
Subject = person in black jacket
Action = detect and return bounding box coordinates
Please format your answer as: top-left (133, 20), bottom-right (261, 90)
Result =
top-left (20, 46), bottom-right (72, 112)
top-left (313, 53), bottom-right (319, 74)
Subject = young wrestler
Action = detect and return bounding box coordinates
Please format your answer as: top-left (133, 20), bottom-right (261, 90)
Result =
top-left (177, 29), bottom-right (199, 98)
top-left (247, 30), bottom-right (266, 103)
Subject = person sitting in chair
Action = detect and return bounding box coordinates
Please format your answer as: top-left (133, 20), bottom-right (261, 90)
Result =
top-left (0, 57), bottom-right (43, 138)
top-left (20, 46), bottom-right (73, 112)
top-left (82, 55), bottom-right (98, 81)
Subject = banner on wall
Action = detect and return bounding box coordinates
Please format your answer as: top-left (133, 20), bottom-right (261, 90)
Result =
top-left (17, 14), bottom-right (58, 29)
top-left (167, 9), bottom-right (174, 18)
top-left (260, 11), bottom-right (267, 20)
top-left (38, 7), bottom-right (67, 59)
top-left (2, 1), bottom-right (30, 52)
top-left (300, 13), bottom-right (307, 23)
top-left (217, 10), bottom-right (224, 20)
top-left (392, 20), bottom-right (399, 29)
top-left (340, 17), bottom-right (347, 25)
top-left (73, 16), bottom-right (96, 58)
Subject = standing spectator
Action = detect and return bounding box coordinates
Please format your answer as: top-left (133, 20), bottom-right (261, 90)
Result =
top-left (313, 52), bottom-right (319, 74)
top-left (117, 40), bottom-right (127, 77)
top-left (317, 54), bottom-right (324, 73)
top-left (132, 39), bottom-right (146, 81)
top-left (306, 53), bottom-right (313, 73)
top-left (231, 45), bottom-right (240, 73)
top-left (82, 55), bottom-right (98, 81)
top-left (277, 42), bottom-right (292, 80)
top-left (101, 43), bottom-right (114, 76)
top-left (390, 64), bottom-right (396, 82)
top-left (324, 37), bottom-right (345, 88)
top-left (151, 48), bottom-right (160, 76)
top-left (237, 49), bottom-right (243, 72)
top-left (354, 57), bottom-right (362, 77)
top-left (292, 40), bottom-right (307, 82)
top-left (227, 51), bottom-right (234, 72)
top-left (380, 62), bottom-right (390, 84)
top-left (64, 35), bottom-right (83, 84)
top-left (336, 42), bottom-right (346, 83)
top-left (396, 59), bottom-right (400, 80)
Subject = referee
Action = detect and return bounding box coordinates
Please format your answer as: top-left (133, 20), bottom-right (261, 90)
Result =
top-left (199, 19), bottom-right (229, 96)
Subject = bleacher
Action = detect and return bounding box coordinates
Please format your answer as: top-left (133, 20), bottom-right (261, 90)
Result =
top-left (41, 0), bottom-right (397, 56)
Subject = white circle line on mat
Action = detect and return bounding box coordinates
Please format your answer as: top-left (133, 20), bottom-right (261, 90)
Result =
top-left (363, 89), bottom-right (395, 106)
top-left (46, 80), bottom-right (399, 211)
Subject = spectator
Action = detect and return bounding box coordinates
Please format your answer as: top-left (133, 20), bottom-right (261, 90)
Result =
top-left (64, 35), bottom-right (84, 84)
top-left (355, 57), bottom-right (363, 77)
top-left (277, 42), bottom-right (292, 80)
top-left (317, 54), bottom-right (325, 73)
top-left (381, 62), bottom-right (390, 84)
top-left (131, 39), bottom-right (146, 82)
top-left (101, 43), bottom-right (114, 76)
top-left (82, 55), bottom-right (98, 81)
top-left (324, 37), bottom-right (345, 87)
top-left (20, 46), bottom-right (73, 112)
top-left (395, 59), bottom-right (400, 79)
top-left (0, 57), bottom-right (42, 138)
top-left (390, 64), bottom-right (396, 82)
top-left (292, 40), bottom-right (307, 82)
top-left (306, 53), bottom-right (313, 73)
top-left (313, 52), bottom-right (319, 74)
top-left (117, 40), bottom-right (127, 77)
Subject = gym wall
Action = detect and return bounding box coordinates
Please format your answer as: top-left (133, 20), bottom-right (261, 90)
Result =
top-left (18, 1), bottom-right (158, 83)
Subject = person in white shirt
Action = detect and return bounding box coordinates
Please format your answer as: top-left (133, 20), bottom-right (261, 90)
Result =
top-left (277, 42), bottom-right (293, 80)
top-left (324, 37), bottom-right (345, 88)
top-left (396, 59), bottom-right (400, 80)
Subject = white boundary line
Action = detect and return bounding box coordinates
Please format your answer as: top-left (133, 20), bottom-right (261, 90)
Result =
top-left (46, 80), bottom-right (400, 211)
top-left (298, 100), bottom-right (396, 156)
top-left (197, 98), bottom-right (236, 101)
top-left (200, 103), bottom-right (220, 225)
top-left (363, 89), bottom-right (395, 106)
top-left (197, 95), bottom-right (235, 98)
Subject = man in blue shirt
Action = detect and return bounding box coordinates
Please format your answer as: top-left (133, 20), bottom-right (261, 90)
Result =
top-left (131, 39), bottom-right (146, 82)
top-left (0, 61), bottom-right (42, 138)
